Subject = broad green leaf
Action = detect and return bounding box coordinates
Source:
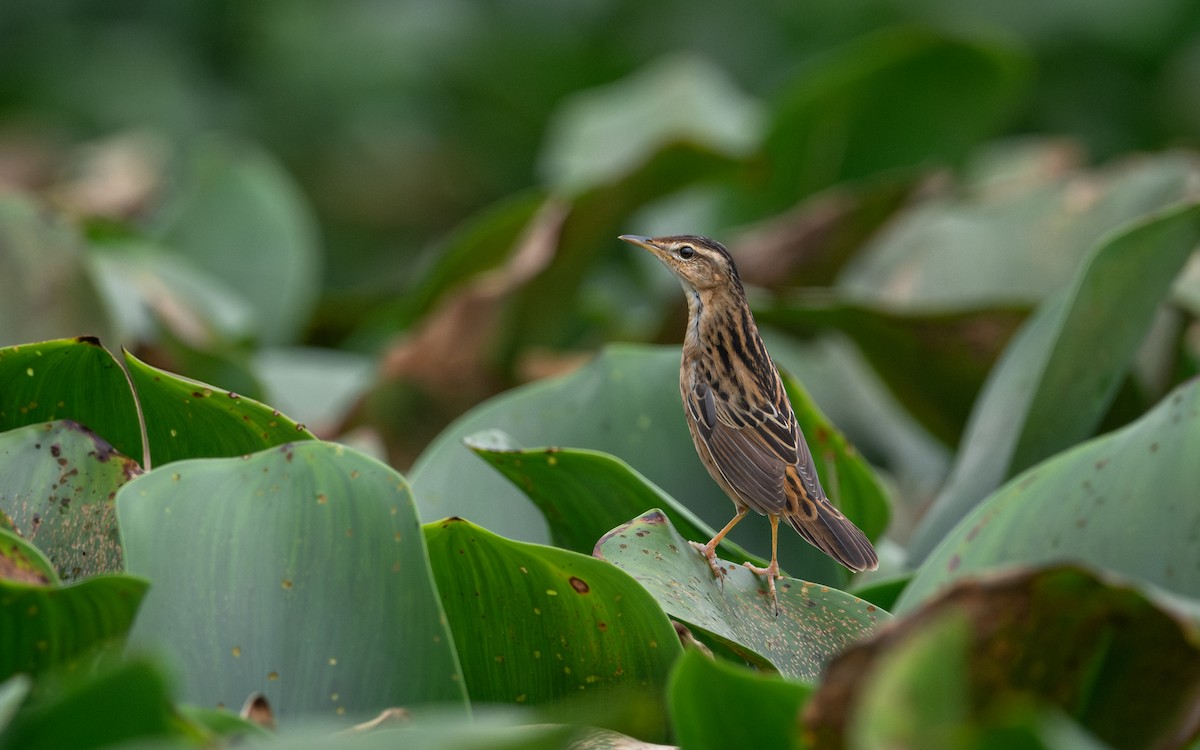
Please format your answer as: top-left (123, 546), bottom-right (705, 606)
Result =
top-left (154, 136), bottom-right (322, 345)
top-left (0, 338), bottom-right (142, 462)
top-left (355, 190), bottom-right (547, 344)
top-left (465, 430), bottom-right (764, 567)
top-left (812, 566), bottom-right (1200, 750)
top-left (756, 300), bottom-right (1027, 446)
top-left (743, 29), bottom-right (1028, 218)
top-left (539, 54), bottom-right (762, 194)
top-left (840, 149), bottom-right (1200, 308)
top-left (123, 350), bottom-right (316, 468)
top-left (117, 442), bottom-right (466, 719)
top-left (910, 201), bottom-right (1200, 560)
top-left (0, 196), bottom-right (114, 348)
top-left (0, 527), bottom-right (56, 585)
top-left (0, 567), bottom-right (148, 681)
top-left (0, 421), bottom-right (139, 581)
top-left (412, 344), bottom-right (851, 584)
top-left (423, 516), bottom-right (679, 733)
top-left (595, 511), bottom-right (889, 681)
top-left (0, 660), bottom-right (186, 750)
top-left (901, 376), bottom-right (1200, 608)
top-left (87, 238), bottom-right (259, 345)
top-left (668, 649), bottom-right (811, 750)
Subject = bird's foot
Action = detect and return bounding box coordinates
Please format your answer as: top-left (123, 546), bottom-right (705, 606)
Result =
top-left (743, 560), bottom-right (781, 616)
top-left (689, 540), bottom-right (727, 580)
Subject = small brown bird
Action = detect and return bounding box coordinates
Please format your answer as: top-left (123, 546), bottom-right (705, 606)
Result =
top-left (620, 234), bottom-right (878, 611)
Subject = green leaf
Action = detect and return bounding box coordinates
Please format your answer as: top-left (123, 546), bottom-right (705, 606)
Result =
top-left (154, 136), bottom-right (322, 345)
top-left (465, 430), bottom-right (764, 567)
top-left (411, 344), bottom-right (843, 583)
top-left (117, 442), bottom-right (466, 719)
top-left (423, 516), bottom-right (680, 732)
top-left (0, 338), bottom-right (142, 463)
top-left (840, 148), bottom-right (1200, 308)
top-left (668, 649), bottom-right (811, 750)
top-left (595, 511), bottom-right (889, 681)
top-left (0, 660), bottom-right (187, 750)
top-left (745, 29), bottom-right (1028, 217)
top-left (355, 190), bottom-right (547, 345)
top-left (910, 201), bottom-right (1200, 560)
top-left (901, 376), bottom-right (1200, 608)
top-left (812, 566), bottom-right (1200, 750)
top-left (539, 53), bottom-right (762, 194)
top-left (0, 567), bottom-right (148, 681)
top-left (0, 421), bottom-right (139, 581)
top-left (0, 527), bottom-right (57, 585)
top-left (0, 196), bottom-right (114, 348)
top-left (756, 300), bottom-right (1027, 446)
top-left (123, 349), bottom-right (316, 468)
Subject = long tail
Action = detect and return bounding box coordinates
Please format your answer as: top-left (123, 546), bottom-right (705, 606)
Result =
top-left (787, 502), bottom-right (878, 572)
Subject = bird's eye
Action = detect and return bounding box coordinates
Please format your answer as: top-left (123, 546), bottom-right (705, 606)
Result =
top-left (678, 245), bottom-right (696, 260)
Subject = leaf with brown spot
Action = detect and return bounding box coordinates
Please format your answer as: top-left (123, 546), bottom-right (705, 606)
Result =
top-left (0, 421), bottom-right (139, 581)
top-left (595, 510), bottom-right (889, 681)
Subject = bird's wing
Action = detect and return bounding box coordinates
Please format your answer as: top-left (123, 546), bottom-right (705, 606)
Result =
top-left (686, 373), bottom-right (810, 515)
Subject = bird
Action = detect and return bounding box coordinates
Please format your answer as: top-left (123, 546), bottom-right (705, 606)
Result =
top-left (619, 234), bottom-right (878, 612)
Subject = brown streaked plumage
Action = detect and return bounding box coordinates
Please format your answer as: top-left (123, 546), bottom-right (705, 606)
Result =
top-left (619, 233), bottom-right (878, 612)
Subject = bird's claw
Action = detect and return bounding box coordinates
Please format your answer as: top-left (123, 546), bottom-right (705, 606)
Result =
top-left (744, 561), bottom-right (782, 616)
top-left (689, 540), bottom-right (727, 580)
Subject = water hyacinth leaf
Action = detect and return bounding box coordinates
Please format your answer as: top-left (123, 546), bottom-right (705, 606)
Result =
top-left (0, 196), bottom-right (114, 348)
top-left (465, 429), bottom-right (764, 567)
top-left (810, 566), bottom-right (1200, 750)
top-left (0, 527), bottom-right (57, 585)
top-left (595, 510), bottom-right (889, 681)
top-left (412, 346), bottom-right (718, 545)
top-left (0, 338), bottom-right (142, 463)
top-left (0, 421), bottom-right (139, 581)
top-left (123, 350), bottom-right (316, 468)
top-left (668, 648), bottom-right (812, 750)
top-left (756, 300), bottom-right (1027, 446)
top-left (117, 442), bottom-right (466, 719)
top-left (747, 29), bottom-right (1028, 217)
top-left (839, 149), bottom-right (1200, 308)
top-left (900, 377), bottom-right (1200, 609)
top-left (154, 136), bottom-right (322, 346)
top-left (910, 201), bottom-right (1200, 560)
top-left (0, 564), bottom-right (148, 682)
top-left (363, 190), bottom-right (547, 341)
top-left (412, 344), bottom-right (857, 585)
top-left (539, 53), bottom-right (762, 194)
top-left (424, 516), bottom-right (680, 727)
top-left (0, 660), bottom-right (184, 750)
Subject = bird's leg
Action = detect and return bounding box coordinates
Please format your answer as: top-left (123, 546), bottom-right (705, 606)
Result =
top-left (743, 514), bottom-right (782, 615)
top-left (690, 506), bottom-right (750, 579)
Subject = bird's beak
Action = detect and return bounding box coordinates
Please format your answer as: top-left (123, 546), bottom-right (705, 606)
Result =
top-left (618, 234), bottom-right (657, 252)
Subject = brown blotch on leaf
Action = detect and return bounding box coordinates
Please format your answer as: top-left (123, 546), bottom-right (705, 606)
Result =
top-left (569, 576), bottom-right (590, 594)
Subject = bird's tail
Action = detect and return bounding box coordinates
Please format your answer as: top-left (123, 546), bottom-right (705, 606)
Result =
top-left (788, 501), bottom-right (878, 572)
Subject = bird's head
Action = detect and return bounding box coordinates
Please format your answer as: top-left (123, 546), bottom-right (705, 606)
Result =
top-left (618, 234), bottom-right (742, 294)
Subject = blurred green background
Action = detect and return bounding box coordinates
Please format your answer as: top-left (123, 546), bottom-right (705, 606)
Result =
top-left (2, 0), bottom-right (1200, 481)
